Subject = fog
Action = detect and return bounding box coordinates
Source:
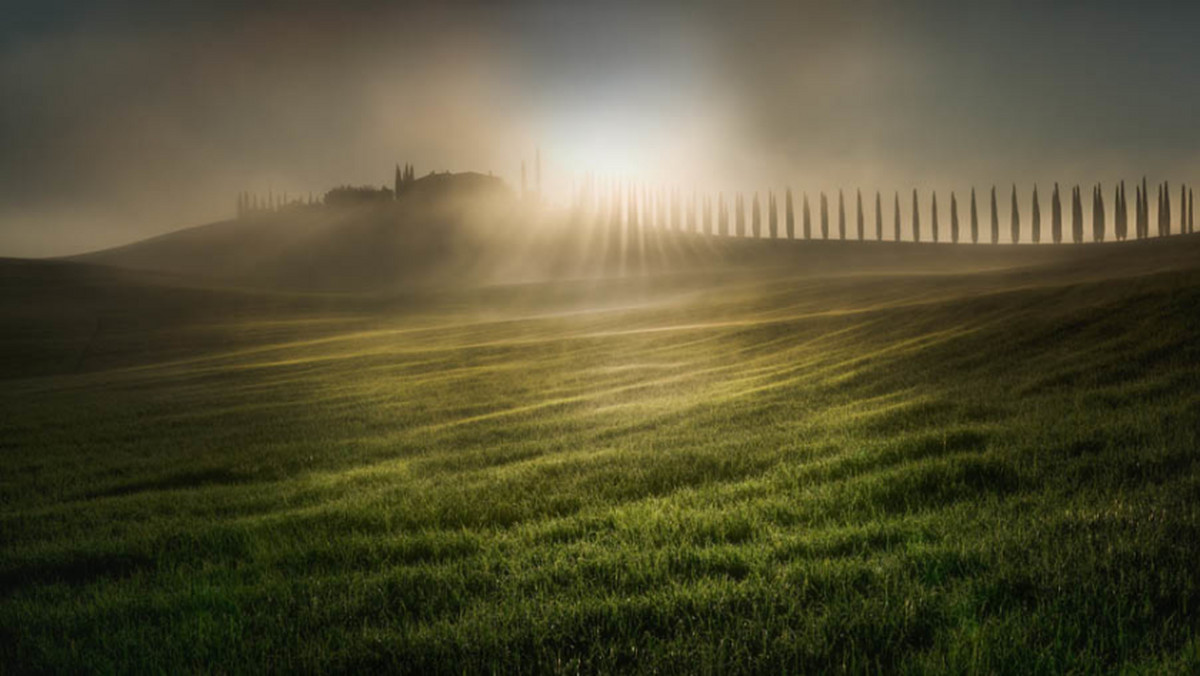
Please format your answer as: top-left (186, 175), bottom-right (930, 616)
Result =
top-left (2, 0), bottom-right (1199, 257)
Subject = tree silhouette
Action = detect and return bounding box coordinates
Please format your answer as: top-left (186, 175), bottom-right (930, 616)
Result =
top-left (786, 189), bottom-right (795, 239)
top-left (703, 193), bottom-right (713, 236)
top-left (820, 193), bottom-right (829, 239)
top-left (1072, 186), bottom-right (1083, 244)
top-left (630, 186), bottom-right (641, 247)
top-left (803, 193), bottom-right (812, 240)
top-left (1032, 185), bottom-right (1041, 244)
top-left (1163, 182), bottom-right (1171, 237)
top-left (1094, 185), bottom-right (1106, 242)
top-left (912, 189), bottom-right (921, 243)
top-left (718, 193), bottom-right (728, 236)
top-left (768, 191), bottom-right (778, 239)
top-left (752, 193), bottom-right (762, 238)
top-left (1189, 187), bottom-right (1195, 234)
top-left (971, 188), bottom-right (979, 244)
top-left (1010, 185), bottom-right (1020, 244)
top-left (950, 192), bottom-right (960, 243)
top-left (838, 189), bottom-right (847, 240)
top-left (1134, 183), bottom-right (1143, 239)
top-left (736, 193), bottom-right (745, 237)
top-left (1114, 183), bottom-right (1125, 241)
top-left (931, 191), bottom-right (939, 243)
top-left (893, 192), bottom-right (901, 241)
top-left (1180, 184), bottom-right (1190, 237)
top-left (990, 187), bottom-right (999, 244)
top-left (1051, 184), bottom-right (1062, 244)
top-left (856, 189), bottom-right (865, 240)
top-left (1140, 177), bottom-right (1149, 239)
top-left (687, 189), bottom-right (697, 233)
top-left (875, 191), bottom-right (883, 241)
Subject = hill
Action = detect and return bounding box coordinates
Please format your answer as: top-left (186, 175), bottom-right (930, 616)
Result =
top-left (72, 171), bottom-right (516, 292)
top-left (3, 237), bottom-right (1200, 671)
top-left (68, 170), bottom-right (1198, 292)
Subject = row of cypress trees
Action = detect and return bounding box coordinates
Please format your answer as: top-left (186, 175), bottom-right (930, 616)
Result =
top-left (573, 179), bottom-right (1195, 244)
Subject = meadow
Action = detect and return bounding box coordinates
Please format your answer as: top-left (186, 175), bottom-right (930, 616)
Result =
top-left (3, 238), bottom-right (1200, 673)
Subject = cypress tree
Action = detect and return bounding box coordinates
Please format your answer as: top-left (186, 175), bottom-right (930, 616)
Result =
top-left (1165, 182), bottom-right (1172, 236)
top-left (1010, 185), bottom-right (1020, 244)
top-left (970, 188), bottom-right (979, 244)
top-left (703, 194), bottom-right (713, 236)
top-left (912, 189), bottom-right (921, 243)
top-left (687, 190), bottom-right (696, 233)
top-left (990, 186), bottom-right (999, 244)
top-left (803, 193), bottom-right (812, 240)
top-left (1032, 185), bottom-right (1041, 244)
top-left (769, 192), bottom-right (778, 239)
top-left (1052, 184), bottom-right (1062, 244)
top-left (950, 192), bottom-right (960, 243)
top-left (1072, 186), bottom-right (1083, 244)
top-left (1096, 185), bottom-right (1106, 242)
top-left (729, 193), bottom-right (739, 237)
top-left (838, 189), bottom-right (846, 240)
top-left (931, 191), bottom-right (939, 243)
top-left (1180, 184), bottom-right (1190, 235)
top-left (1140, 177), bottom-right (1149, 238)
top-left (1115, 182), bottom-right (1125, 241)
top-left (786, 189), bottom-right (795, 239)
top-left (820, 193), bottom-right (829, 239)
top-left (752, 193), bottom-right (762, 238)
top-left (1134, 184), bottom-right (1142, 239)
top-left (875, 191), bottom-right (883, 241)
top-left (894, 192), bottom-right (901, 241)
top-left (1190, 187), bottom-right (1195, 235)
top-left (856, 189), bottom-right (865, 240)
top-left (717, 193), bottom-right (727, 236)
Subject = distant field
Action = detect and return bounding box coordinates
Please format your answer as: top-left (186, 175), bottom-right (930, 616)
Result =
top-left (3, 239), bottom-right (1200, 673)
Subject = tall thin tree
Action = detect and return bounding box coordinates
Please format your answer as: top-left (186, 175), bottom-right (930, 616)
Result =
top-left (718, 193), bottom-right (727, 236)
top-left (856, 189), bottom-right (865, 240)
top-left (786, 189), bottom-right (795, 239)
top-left (1032, 185), bottom-right (1041, 244)
top-left (1010, 185), bottom-right (1020, 244)
top-left (912, 189), bottom-right (921, 243)
top-left (1052, 183), bottom-right (1062, 244)
top-left (768, 192), bottom-right (778, 239)
top-left (950, 192), bottom-right (960, 243)
top-left (931, 191), bottom-right (939, 243)
top-left (752, 193), bottom-right (761, 238)
top-left (970, 188), bottom-right (979, 244)
top-left (1071, 186), bottom-right (1083, 244)
top-left (893, 192), bottom-right (901, 242)
top-left (875, 191), bottom-right (883, 241)
top-left (803, 193), bottom-right (812, 240)
top-left (1180, 184), bottom-right (1190, 235)
top-left (820, 193), bottom-right (829, 239)
top-left (990, 186), bottom-right (999, 244)
top-left (729, 193), bottom-right (739, 237)
top-left (838, 189), bottom-right (847, 240)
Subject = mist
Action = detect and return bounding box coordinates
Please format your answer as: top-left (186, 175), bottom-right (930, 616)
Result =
top-left (2, 0), bottom-right (1199, 257)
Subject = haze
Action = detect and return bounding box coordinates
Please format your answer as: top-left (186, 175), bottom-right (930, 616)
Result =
top-left (2, 0), bottom-right (1198, 257)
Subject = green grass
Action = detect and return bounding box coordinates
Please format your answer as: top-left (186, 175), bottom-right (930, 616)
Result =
top-left (3, 244), bottom-right (1200, 673)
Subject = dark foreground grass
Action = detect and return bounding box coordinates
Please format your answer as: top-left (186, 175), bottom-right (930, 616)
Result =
top-left (3, 245), bottom-right (1200, 673)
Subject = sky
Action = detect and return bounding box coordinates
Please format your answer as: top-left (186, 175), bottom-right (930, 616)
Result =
top-left (2, 0), bottom-right (1199, 256)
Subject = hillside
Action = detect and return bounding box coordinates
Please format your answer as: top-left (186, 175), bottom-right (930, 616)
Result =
top-left (72, 172), bottom-right (516, 292)
top-left (4, 236), bottom-right (1200, 671)
top-left (68, 172), bottom-right (1198, 292)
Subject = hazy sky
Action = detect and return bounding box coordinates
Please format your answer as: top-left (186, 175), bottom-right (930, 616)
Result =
top-left (2, 0), bottom-right (1199, 256)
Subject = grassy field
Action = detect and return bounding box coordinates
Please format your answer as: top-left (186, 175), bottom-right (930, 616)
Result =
top-left (3, 239), bottom-right (1200, 673)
